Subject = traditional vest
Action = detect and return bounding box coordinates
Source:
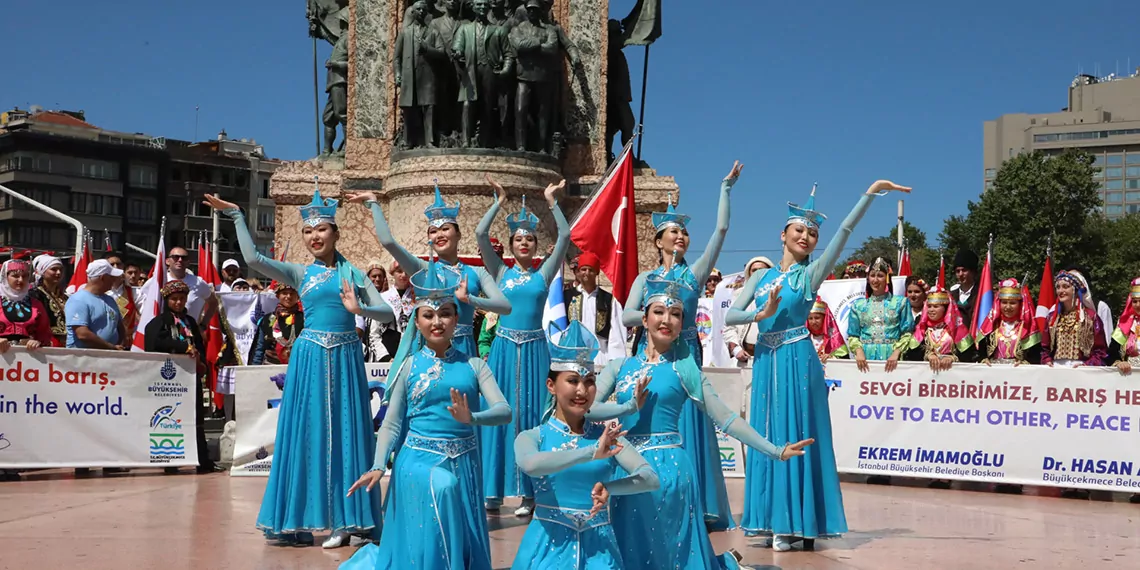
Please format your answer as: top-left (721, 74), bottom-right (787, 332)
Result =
top-left (565, 287), bottom-right (612, 340)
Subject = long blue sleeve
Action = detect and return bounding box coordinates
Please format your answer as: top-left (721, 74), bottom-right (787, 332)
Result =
top-left (356, 278), bottom-right (395, 323)
top-left (475, 198), bottom-right (506, 282)
top-left (371, 364), bottom-right (408, 472)
top-left (695, 373), bottom-right (783, 460)
top-left (584, 358), bottom-right (638, 422)
top-left (466, 267), bottom-right (513, 315)
top-left (470, 357), bottom-right (512, 425)
top-left (806, 194), bottom-right (876, 292)
top-left (724, 269), bottom-right (767, 326)
top-left (538, 201), bottom-right (571, 285)
top-left (366, 201), bottom-right (428, 275)
top-left (222, 209), bottom-right (306, 289)
top-left (621, 271), bottom-right (649, 328)
top-left (514, 427), bottom-right (597, 477)
top-left (689, 179), bottom-right (734, 285)
top-left (605, 439), bottom-right (660, 496)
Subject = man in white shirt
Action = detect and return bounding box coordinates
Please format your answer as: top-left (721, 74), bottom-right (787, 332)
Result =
top-left (723, 256), bottom-right (773, 368)
top-left (563, 253), bottom-right (626, 366)
top-left (218, 259), bottom-right (242, 293)
top-left (140, 247), bottom-right (216, 323)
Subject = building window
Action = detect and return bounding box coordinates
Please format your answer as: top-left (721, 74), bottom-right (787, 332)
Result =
top-left (77, 159), bottom-right (118, 180)
top-left (984, 180), bottom-right (994, 190)
top-left (236, 174), bottom-right (247, 188)
top-left (1095, 167), bottom-right (1105, 179)
top-left (1127, 179), bottom-right (1140, 189)
top-left (1106, 179), bottom-right (1124, 190)
top-left (127, 232), bottom-right (157, 254)
top-left (127, 198), bottom-right (156, 222)
top-left (70, 193), bottom-right (87, 212)
top-left (1107, 154), bottom-right (1124, 166)
top-left (261, 179), bottom-right (270, 199)
top-left (1127, 191), bottom-right (1140, 202)
top-left (1105, 167), bottom-right (1123, 178)
top-left (1107, 191), bottom-right (1123, 203)
top-left (984, 168), bottom-right (996, 179)
top-left (1093, 155), bottom-right (1106, 166)
top-left (1033, 129), bottom-right (1140, 143)
top-left (1106, 204), bottom-right (1123, 216)
top-left (257, 210), bottom-right (275, 233)
top-left (1126, 167), bottom-right (1140, 177)
top-left (129, 163), bottom-right (158, 189)
top-left (1126, 154), bottom-right (1140, 165)
top-left (70, 193), bottom-right (120, 216)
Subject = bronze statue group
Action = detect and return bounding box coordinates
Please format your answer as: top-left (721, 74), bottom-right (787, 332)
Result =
top-left (203, 159), bottom-right (914, 568)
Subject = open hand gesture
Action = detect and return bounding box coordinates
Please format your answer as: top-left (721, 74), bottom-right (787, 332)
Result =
top-left (865, 180), bottom-right (912, 196)
top-left (485, 174), bottom-right (507, 206)
top-left (345, 191), bottom-right (378, 204)
top-left (544, 179), bottom-right (566, 207)
top-left (755, 285), bottom-right (782, 321)
top-left (455, 277), bottom-right (470, 305)
top-left (447, 388), bottom-right (473, 424)
top-left (340, 279), bottom-right (362, 315)
top-left (589, 482), bottom-right (610, 517)
top-left (203, 194), bottom-right (239, 212)
top-left (592, 422), bottom-right (627, 460)
top-left (346, 469), bottom-right (385, 497)
top-left (723, 161), bottom-right (744, 185)
top-left (634, 374), bottom-right (652, 409)
top-left (779, 438), bottom-right (815, 461)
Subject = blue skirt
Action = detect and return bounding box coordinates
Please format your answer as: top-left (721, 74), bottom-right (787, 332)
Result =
top-left (256, 332), bottom-right (381, 536)
top-left (482, 332), bottom-right (550, 501)
top-left (512, 507), bottom-right (622, 569)
top-left (611, 443), bottom-right (741, 570)
top-left (340, 437), bottom-right (492, 570)
top-left (741, 337), bottom-right (847, 538)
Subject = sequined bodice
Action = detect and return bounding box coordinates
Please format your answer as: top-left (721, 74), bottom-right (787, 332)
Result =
top-left (296, 263), bottom-right (355, 333)
top-left (750, 266), bottom-right (812, 333)
top-left (532, 419), bottom-right (615, 510)
top-left (614, 354), bottom-right (687, 436)
top-left (850, 294), bottom-right (908, 343)
top-left (404, 346), bottom-right (480, 439)
top-left (498, 265), bottom-right (547, 330)
top-left (432, 260), bottom-right (483, 330)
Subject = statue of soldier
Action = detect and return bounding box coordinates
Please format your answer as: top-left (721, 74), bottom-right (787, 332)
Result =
top-left (425, 0), bottom-right (464, 142)
top-left (605, 19), bottom-right (634, 164)
top-left (322, 9), bottom-right (349, 155)
top-left (453, 0), bottom-right (515, 147)
top-left (395, 1), bottom-right (439, 148)
top-left (508, 0), bottom-right (558, 152)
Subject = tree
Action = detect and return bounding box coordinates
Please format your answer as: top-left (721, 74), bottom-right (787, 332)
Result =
top-left (936, 149), bottom-right (1104, 297)
top-left (1083, 213), bottom-right (1140, 306)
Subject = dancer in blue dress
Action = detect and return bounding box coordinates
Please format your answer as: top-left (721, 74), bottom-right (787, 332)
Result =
top-left (725, 180), bottom-right (911, 551)
top-left (203, 187), bottom-right (395, 549)
top-left (622, 161), bottom-right (742, 530)
top-left (478, 177), bottom-right (572, 515)
top-left (593, 274), bottom-right (812, 569)
top-left (342, 263), bottom-right (512, 570)
top-left (347, 184), bottom-right (511, 362)
top-left (511, 321), bottom-right (660, 569)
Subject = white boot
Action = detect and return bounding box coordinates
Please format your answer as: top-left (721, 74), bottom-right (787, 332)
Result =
top-left (514, 498), bottom-right (535, 517)
top-left (772, 535), bottom-right (803, 552)
top-left (322, 529), bottom-right (351, 549)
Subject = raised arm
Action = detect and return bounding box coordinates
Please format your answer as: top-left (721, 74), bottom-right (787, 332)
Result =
top-left (691, 162), bottom-right (742, 283)
top-left (355, 279), bottom-right (396, 323)
top-left (539, 194), bottom-right (571, 284)
top-left (204, 195), bottom-right (305, 289)
top-left (470, 357), bottom-right (512, 425)
top-left (371, 364), bottom-right (409, 471)
top-left (514, 427), bottom-right (597, 477)
top-left (467, 267), bottom-right (512, 315)
top-left (476, 176), bottom-right (507, 281)
top-left (807, 180), bottom-right (911, 291)
top-left (694, 373), bottom-right (782, 460)
top-left (357, 197), bottom-right (428, 276)
top-left (605, 440), bottom-right (660, 496)
top-left (621, 271), bottom-right (649, 328)
top-left (724, 269), bottom-right (766, 326)
top-left (584, 358), bottom-right (639, 422)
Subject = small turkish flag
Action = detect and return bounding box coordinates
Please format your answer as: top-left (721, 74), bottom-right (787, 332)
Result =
top-left (570, 142), bottom-right (639, 305)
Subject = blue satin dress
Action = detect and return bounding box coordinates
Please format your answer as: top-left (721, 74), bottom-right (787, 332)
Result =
top-left (223, 210), bottom-right (393, 539)
top-left (725, 194), bottom-right (882, 539)
top-left (341, 346), bottom-right (512, 570)
top-left (511, 417), bottom-right (659, 569)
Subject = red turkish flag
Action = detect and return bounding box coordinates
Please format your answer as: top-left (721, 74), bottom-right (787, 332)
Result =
top-left (570, 144), bottom-right (639, 305)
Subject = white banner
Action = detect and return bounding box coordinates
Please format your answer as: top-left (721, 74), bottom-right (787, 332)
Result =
top-left (0, 348), bottom-right (199, 468)
top-left (817, 276), bottom-right (907, 342)
top-left (230, 362), bottom-right (391, 476)
top-left (827, 361), bottom-right (1140, 492)
top-left (218, 292), bottom-right (278, 366)
top-left (705, 367), bottom-right (746, 478)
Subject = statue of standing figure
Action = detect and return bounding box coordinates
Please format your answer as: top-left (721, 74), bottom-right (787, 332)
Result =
top-left (508, 0), bottom-right (580, 153)
top-left (425, 0), bottom-right (464, 143)
top-left (308, 0), bottom-right (350, 156)
top-left (395, 1), bottom-right (439, 148)
top-left (605, 19), bottom-right (634, 164)
top-left (452, 0), bottom-right (515, 148)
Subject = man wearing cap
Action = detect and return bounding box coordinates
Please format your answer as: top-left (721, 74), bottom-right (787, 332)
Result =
top-left (65, 260), bottom-right (127, 350)
top-left (951, 249), bottom-right (979, 322)
top-left (140, 247), bottom-right (216, 325)
top-left (563, 252), bottom-right (626, 365)
top-left (218, 259), bottom-right (243, 293)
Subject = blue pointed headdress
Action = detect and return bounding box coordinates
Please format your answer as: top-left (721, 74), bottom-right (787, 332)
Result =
top-left (644, 273), bottom-right (694, 309)
top-left (410, 252), bottom-right (460, 311)
top-left (300, 176), bottom-right (338, 228)
top-left (548, 321), bottom-right (600, 377)
top-left (506, 195), bottom-right (541, 237)
top-left (424, 180), bottom-right (461, 228)
top-left (651, 194), bottom-right (690, 233)
top-left (786, 183), bottom-right (827, 231)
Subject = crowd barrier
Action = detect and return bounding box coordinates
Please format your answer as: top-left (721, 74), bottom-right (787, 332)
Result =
top-left (0, 347), bottom-right (199, 468)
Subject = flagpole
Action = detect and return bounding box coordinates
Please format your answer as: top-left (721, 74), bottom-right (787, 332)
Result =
top-left (635, 45), bottom-right (650, 162)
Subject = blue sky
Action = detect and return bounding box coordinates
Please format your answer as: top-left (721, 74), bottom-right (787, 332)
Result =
top-left (6, 0), bottom-right (1138, 272)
